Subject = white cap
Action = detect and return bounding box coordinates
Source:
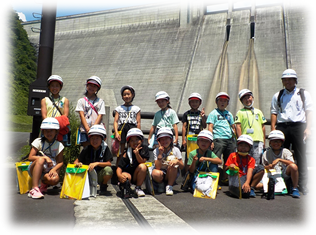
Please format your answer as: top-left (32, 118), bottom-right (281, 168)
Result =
top-left (155, 91), bottom-right (170, 101)
top-left (88, 124), bottom-right (106, 138)
top-left (197, 130), bottom-right (213, 142)
top-left (47, 75), bottom-right (63, 86)
top-left (40, 117), bottom-right (60, 130)
top-left (215, 92), bottom-right (230, 102)
top-left (86, 76), bottom-right (102, 88)
top-left (281, 69), bottom-right (298, 79)
top-left (157, 127), bottom-right (173, 140)
top-left (238, 89), bottom-right (253, 100)
top-left (237, 135), bottom-right (253, 146)
top-left (188, 93), bottom-right (202, 102)
top-left (126, 128), bottom-right (144, 142)
top-left (268, 130), bottom-right (285, 142)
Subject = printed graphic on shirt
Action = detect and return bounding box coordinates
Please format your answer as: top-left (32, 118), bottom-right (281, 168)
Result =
top-left (187, 115), bottom-right (203, 133)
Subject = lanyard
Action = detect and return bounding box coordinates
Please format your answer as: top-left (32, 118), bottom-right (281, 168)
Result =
top-left (41, 140), bottom-right (55, 157)
top-left (50, 96), bottom-right (61, 117)
top-left (238, 155), bottom-right (249, 174)
top-left (245, 108), bottom-right (255, 129)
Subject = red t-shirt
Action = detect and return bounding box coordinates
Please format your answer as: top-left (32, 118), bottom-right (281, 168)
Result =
top-left (225, 152), bottom-right (255, 177)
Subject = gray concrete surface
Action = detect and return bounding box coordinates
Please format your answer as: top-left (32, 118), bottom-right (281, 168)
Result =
top-left (21, 2), bottom-right (309, 135)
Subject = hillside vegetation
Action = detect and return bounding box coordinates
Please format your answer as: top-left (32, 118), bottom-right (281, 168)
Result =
top-left (0, 4), bottom-right (36, 115)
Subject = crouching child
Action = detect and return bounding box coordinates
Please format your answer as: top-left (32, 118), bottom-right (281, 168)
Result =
top-left (225, 135), bottom-right (264, 198)
top-left (116, 128), bottom-right (149, 198)
top-left (74, 124), bottom-right (113, 195)
top-left (262, 130), bottom-right (300, 198)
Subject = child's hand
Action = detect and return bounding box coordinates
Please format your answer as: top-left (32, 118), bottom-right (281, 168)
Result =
top-left (48, 169), bottom-right (58, 179)
top-left (45, 157), bottom-right (53, 168)
top-left (115, 132), bottom-right (121, 141)
top-left (193, 154), bottom-right (198, 161)
top-left (158, 142), bottom-right (164, 155)
top-left (75, 162), bottom-right (83, 167)
top-left (88, 162), bottom-right (99, 172)
top-left (133, 143), bottom-right (142, 155)
top-left (272, 159), bottom-right (280, 167)
top-left (118, 174), bottom-right (128, 183)
top-left (182, 139), bottom-right (187, 147)
top-left (201, 107), bottom-right (205, 117)
top-left (210, 142), bottom-right (214, 150)
top-left (169, 159), bottom-right (179, 168)
top-left (199, 157), bottom-right (206, 162)
top-left (242, 182), bottom-right (251, 193)
top-left (229, 164), bottom-right (236, 169)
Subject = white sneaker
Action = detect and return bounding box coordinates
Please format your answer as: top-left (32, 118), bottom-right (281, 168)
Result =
top-left (166, 185), bottom-right (173, 196)
top-left (135, 187), bottom-right (145, 197)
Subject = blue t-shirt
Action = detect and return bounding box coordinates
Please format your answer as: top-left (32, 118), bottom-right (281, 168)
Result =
top-left (207, 108), bottom-right (234, 139)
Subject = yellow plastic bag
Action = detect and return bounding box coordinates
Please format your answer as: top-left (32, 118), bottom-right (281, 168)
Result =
top-left (186, 134), bottom-right (198, 159)
top-left (15, 161), bottom-right (32, 194)
top-left (60, 164), bottom-right (89, 200)
top-left (193, 172), bottom-right (219, 199)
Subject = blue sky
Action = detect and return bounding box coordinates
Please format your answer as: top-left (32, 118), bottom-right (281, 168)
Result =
top-left (10, 0), bottom-right (179, 22)
top-left (0, 0), bottom-right (316, 21)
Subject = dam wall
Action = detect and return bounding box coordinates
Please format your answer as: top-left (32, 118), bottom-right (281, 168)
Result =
top-left (22, 2), bottom-right (308, 132)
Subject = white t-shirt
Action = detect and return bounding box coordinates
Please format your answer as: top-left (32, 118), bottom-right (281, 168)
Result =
top-left (115, 104), bottom-right (140, 126)
top-left (31, 137), bottom-right (64, 172)
top-left (262, 147), bottom-right (294, 172)
top-left (75, 97), bottom-right (106, 132)
top-left (153, 147), bottom-right (182, 170)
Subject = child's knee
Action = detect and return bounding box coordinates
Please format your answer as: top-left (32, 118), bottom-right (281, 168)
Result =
top-left (138, 163), bottom-right (147, 172)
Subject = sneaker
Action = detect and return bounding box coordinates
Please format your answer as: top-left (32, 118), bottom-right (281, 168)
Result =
top-left (39, 182), bottom-right (48, 194)
top-left (291, 188), bottom-right (300, 198)
top-left (28, 187), bottom-right (44, 199)
top-left (166, 185), bottom-right (173, 196)
top-left (158, 182), bottom-right (165, 193)
top-left (99, 184), bottom-right (108, 195)
top-left (250, 188), bottom-right (256, 198)
top-left (135, 187), bottom-right (145, 197)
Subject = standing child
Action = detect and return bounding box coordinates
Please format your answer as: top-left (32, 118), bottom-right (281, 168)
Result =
top-left (27, 118), bottom-right (64, 199)
top-left (41, 75), bottom-right (70, 143)
top-left (186, 130), bottom-right (222, 192)
top-left (75, 76), bottom-right (105, 147)
top-left (235, 89), bottom-right (266, 166)
top-left (116, 128), bottom-right (149, 198)
top-left (262, 130), bottom-right (300, 198)
top-left (182, 92), bottom-right (206, 171)
top-left (148, 91), bottom-right (179, 149)
top-left (74, 125), bottom-right (113, 195)
top-left (225, 135), bottom-right (264, 198)
top-left (207, 92), bottom-right (236, 184)
top-left (151, 127), bottom-right (184, 196)
top-left (114, 85), bottom-right (141, 166)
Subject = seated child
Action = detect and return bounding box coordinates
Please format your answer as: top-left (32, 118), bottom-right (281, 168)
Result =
top-left (151, 127), bottom-right (184, 196)
top-left (262, 130), bottom-right (300, 198)
top-left (116, 128), bottom-right (149, 198)
top-left (225, 135), bottom-right (264, 198)
top-left (187, 130), bottom-right (222, 192)
top-left (74, 124), bottom-right (113, 195)
top-left (28, 118), bottom-right (64, 199)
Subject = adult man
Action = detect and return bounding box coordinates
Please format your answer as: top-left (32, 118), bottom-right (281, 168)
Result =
top-left (270, 69), bottom-right (313, 195)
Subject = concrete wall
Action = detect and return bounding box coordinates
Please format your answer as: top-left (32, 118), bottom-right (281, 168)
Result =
top-left (22, 2), bottom-right (307, 133)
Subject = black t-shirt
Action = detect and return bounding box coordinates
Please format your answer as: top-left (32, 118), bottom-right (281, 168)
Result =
top-left (77, 143), bottom-right (113, 172)
top-left (182, 110), bottom-right (203, 135)
top-left (118, 144), bottom-right (149, 172)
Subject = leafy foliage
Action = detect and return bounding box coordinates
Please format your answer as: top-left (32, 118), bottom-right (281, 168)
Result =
top-left (9, 10), bottom-right (37, 115)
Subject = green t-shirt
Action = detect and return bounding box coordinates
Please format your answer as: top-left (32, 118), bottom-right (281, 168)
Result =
top-left (187, 149), bottom-right (218, 171)
top-left (234, 108), bottom-right (266, 142)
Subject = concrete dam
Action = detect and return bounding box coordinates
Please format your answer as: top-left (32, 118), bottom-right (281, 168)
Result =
top-left (22, 2), bottom-right (308, 133)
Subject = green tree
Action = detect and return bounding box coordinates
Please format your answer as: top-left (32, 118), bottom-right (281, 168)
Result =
top-left (9, 9), bottom-right (37, 115)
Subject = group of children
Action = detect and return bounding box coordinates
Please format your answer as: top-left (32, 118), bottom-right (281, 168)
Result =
top-left (26, 74), bottom-right (301, 200)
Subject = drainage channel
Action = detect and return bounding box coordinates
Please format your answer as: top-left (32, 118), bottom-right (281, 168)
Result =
top-left (112, 185), bottom-right (153, 230)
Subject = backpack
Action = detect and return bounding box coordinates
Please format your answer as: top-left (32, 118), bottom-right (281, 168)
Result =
top-left (277, 88), bottom-right (306, 111)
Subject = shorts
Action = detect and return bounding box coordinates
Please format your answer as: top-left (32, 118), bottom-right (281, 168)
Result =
top-left (78, 132), bottom-right (89, 144)
top-left (97, 166), bottom-right (113, 185)
top-left (250, 141), bottom-right (264, 165)
top-left (281, 166), bottom-right (291, 181)
top-left (119, 123), bottom-right (137, 144)
top-left (240, 164), bottom-right (264, 186)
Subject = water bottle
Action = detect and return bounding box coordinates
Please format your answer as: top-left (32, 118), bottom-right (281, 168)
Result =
top-left (267, 177), bottom-right (275, 200)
